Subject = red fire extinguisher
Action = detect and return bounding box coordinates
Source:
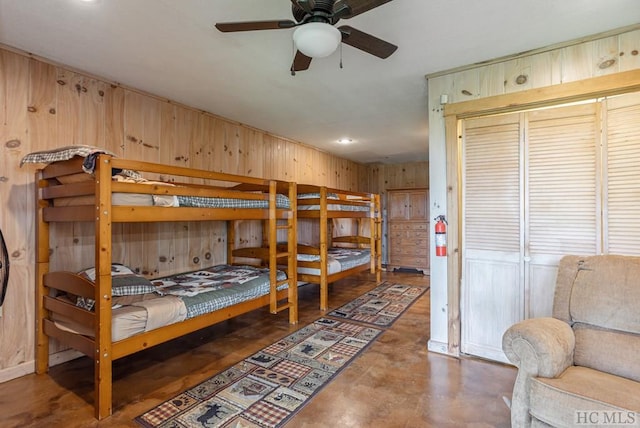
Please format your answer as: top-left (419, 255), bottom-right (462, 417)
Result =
top-left (434, 215), bottom-right (447, 257)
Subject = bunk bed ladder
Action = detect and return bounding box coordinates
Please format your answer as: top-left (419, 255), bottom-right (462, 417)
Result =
top-left (268, 181), bottom-right (298, 323)
top-left (372, 194), bottom-right (383, 283)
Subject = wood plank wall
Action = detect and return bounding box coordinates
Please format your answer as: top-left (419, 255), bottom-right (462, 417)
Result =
top-left (426, 25), bottom-right (640, 357)
top-left (0, 47), bottom-right (427, 379)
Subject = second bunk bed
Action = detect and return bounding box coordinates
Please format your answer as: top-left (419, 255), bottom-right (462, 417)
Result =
top-left (295, 184), bottom-right (382, 310)
top-left (27, 147), bottom-right (298, 419)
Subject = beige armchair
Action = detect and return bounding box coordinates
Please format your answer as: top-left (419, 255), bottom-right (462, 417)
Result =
top-left (502, 255), bottom-right (640, 428)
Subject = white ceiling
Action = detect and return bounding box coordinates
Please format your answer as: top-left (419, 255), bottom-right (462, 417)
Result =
top-left (1, 1), bottom-right (638, 164)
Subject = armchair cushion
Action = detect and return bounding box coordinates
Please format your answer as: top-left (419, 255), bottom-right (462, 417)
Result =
top-left (530, 366), bottom-right (640, 427)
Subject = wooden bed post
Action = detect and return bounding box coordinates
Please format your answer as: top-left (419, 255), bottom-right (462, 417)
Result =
top-left (319, 186), bottom-right (329, 311)
top-left (268, 181), bottom-right (278, 314)
top-left (287, 182), bottom-right (298, 324)
top-left (94, 155), bottom-right (114, 419)
top-left (374, 194), bottom-right (382, 283)
top-left (35, 171), bottom-right (50, 375)
top-left (227, 221), bottom-right (236, 265)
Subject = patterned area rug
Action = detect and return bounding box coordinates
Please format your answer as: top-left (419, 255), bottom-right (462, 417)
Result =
top-left (327, 281), bottom-right (428, 327)
top-left (135, 318), bottom-right (382, 428)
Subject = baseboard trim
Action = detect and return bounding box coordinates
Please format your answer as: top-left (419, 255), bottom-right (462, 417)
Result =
top-left (49, 349), bottom-right (85, 367)
top-left (0, 360), bottom-right (34, 383)
top-left (0, 349), bottom-right (85, 384)
top-left (427, 339), bottom-right (450, 355)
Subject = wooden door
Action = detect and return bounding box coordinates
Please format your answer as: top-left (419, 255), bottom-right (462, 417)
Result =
top-left (388, 191), bottom-right (409, 220)
top-left (461, 102), bottom-right (602, 362)
top-left (408, 191), bottom-right (428, 220)
top-left (461, 113), bottom-right (523, 363)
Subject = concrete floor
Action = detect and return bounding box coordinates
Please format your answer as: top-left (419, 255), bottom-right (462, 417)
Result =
top-left (0, 271), bottom-right (516, 427)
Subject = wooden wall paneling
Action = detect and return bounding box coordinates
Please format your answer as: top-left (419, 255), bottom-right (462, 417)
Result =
top-left (158, 100), bottom-right (182, 273)
top-left (156, 101), bottom-right (183, 276)
top-left (528, 50), bottom-right (562, 89)
top-left (192, 111), bottom-right (217, 271)
top-left (101, 79), bottom-right (126, 332)
top-left (284, 140), bottom-right (295, 182)
top-left (0, 50), bottom-right (32, 370)
top-left (222, 121), bottom-right (241, 176)
top-left (260, 134), bottom-right (274, 180)
top-left (27, 59), bottom-right (57, 153)
top-left (272, 138), bottom-right (287, 181)
top-left (319, 150), bottom-right (330, 185)
top-left (290, 142), bottom-right (301, 183)
top-left (123, 90), bottom-right (161, 163)
top-left (560, 37), bottom-right (620, 83)
top-left (80, 75), bottom-right (107, 148)
top-left (201, 114), bottom-right (227, 268)
top-left (77, 75), bottom-right (108, 270)
top-left (53, 69), bottom-right (88, 273)
top-left (203, 115), bottom-right (227, 266)
top-left (246, 128), bottom-right (264, 178)
top-left (122, 91), bottom-right (161, 275)
top-left (479, 62), bottom-right (505, 98)
top-left (357, 163), bottom-right (369, 191)
top-left (452, 69), bottom-right (480, 103)
top-left (306, 147), bottom-right (318, 185)
top-left (55, 69), bottom-right (81, 147)
top-left (104, 84), bottom-right (125, 156)
top-left (210, 117), bottom-right (226, 174)
top-left (618, 30), bottom-right (640, 72)
top-left (367, 164), bottom-right (382, 195)
top-left (504, 56), bottom-right (534, 94)
top-left (173, 107), bottom-right (203, 272)
top-left (593, 36), bottom-right (622, 77)
top-left (297, 143), bottom-right (312, 184)
top-left (330, 153), bottom-right (340, 188)
top-left (25, 59), bottom-right (56, 271)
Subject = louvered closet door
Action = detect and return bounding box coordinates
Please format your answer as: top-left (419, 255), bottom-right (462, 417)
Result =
top-left (526, 103), bottom-right (600, 318)
top-left (605, 92), bottom-right (640, 256)
top-left (461, 103), bottom-right (600, 362)
top-left (461, 113), bottom-right (523, 363)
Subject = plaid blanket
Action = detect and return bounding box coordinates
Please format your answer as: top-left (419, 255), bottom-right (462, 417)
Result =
top-left (178, 194), bottom-right (290, 209)
top-left (151, 265), bottom-right (287, 318)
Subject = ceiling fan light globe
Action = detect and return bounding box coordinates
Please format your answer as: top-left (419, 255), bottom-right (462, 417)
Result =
top-left (293, 22), bottom-right (341, 58)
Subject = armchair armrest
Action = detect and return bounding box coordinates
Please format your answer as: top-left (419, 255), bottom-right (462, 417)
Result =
top-left (502, 317), bottom-right (575, 378)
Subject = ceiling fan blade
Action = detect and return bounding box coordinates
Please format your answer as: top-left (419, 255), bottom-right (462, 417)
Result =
top-left (215, 20), bottom-right (296, 32)
top-left (291, 50), bottom-right (313, 74)
top-left (339, 25), bottom-right (397, 59)
top-left (342, 0), bottom-right (393, 18)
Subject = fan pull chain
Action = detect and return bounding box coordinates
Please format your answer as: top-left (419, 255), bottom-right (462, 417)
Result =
top-left (339, 42), bottom-right (343, 69)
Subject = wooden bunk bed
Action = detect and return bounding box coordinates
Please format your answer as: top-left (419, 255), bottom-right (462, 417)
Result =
top-left (31, 150), bottom-right (298, 419)
top-left (294, 184), bottom-right (382, 310)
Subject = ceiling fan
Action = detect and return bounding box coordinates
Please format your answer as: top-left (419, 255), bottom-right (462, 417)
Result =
top-left (215, 0), bottom-right (397, 74)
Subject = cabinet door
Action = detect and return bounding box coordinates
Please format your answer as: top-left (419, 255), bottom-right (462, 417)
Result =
top-left (388, 191), bottom-right (409, 220)
top-left (408, 191), bottom-right (428, 220)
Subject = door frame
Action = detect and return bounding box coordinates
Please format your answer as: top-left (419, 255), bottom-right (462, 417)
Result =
top-left (441, 69), bottom-right (640, 356)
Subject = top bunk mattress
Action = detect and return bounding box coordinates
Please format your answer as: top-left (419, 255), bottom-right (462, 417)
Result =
top-left (297, 193), bottom-right (371, 212)
top-left (22, 145), bottom-right (291, 209)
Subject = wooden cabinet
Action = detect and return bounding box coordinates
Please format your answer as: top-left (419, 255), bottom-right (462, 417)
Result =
top-left (387, 188), bottom-right (429, 274)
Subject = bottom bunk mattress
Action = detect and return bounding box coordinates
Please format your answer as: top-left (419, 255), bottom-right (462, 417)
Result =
top-left (297, 248), bottom-right (371, 276)
top-left (52, 264), bottom-right (287, 342)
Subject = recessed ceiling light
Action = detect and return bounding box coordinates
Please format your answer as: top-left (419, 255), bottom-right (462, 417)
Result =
top-left (337, 138), bottom-right (353, 144)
